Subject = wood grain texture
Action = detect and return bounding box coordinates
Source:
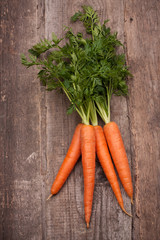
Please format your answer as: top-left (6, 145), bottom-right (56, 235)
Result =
top-left (1, 0), bottom-right (159, 239)
top-left (0, 0), bottom-right (44, 239)
top-left (124, 0), bottom-right (160, 239)
top-left (45, 1), bottom-right (131, 240)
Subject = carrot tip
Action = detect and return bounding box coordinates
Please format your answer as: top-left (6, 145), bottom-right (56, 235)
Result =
top-left (131, 196), bottom-right (134, 205)
top-left (122, 207), bottom-right (132, 217)
top-left (46, 194), bottom-right (53, 201)
top-left (87, 222), bottom-right (89, 228)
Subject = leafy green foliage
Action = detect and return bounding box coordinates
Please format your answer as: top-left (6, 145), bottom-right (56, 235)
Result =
top-left (71, 11), bottom-right (82, 22)
top-left (21, 5), bottom-right (131, 124)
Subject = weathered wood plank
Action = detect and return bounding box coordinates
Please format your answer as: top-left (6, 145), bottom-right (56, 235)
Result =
top-left (45, 1), bottom-right (132, 239)
top-left (2, 0), bottom-right (159, 239)
top-left (124, 0), bottom-right (160, 239)
top-left (0, 0), bottom-right (44, 239)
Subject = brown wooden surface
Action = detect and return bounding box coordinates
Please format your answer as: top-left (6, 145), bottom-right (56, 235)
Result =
top-left (124, 1), bottom-right (160, 239)
top-left (0, 0), bottom-right (159, 239)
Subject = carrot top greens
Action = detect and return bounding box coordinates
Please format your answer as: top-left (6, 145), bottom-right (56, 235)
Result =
top-left (21, 5), bottom-right (131, 125)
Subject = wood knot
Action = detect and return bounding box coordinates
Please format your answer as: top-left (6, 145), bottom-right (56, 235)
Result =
top-left (130, 17), bottom-right (133, 22)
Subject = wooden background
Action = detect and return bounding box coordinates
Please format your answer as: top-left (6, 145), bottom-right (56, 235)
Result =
top-left (1, 0), bottom-right (160, 239)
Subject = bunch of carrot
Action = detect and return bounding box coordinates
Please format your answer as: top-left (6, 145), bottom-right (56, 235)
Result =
top-left (21, 6), bottom-right (133, 228)
top-left (47, 122), bottom-right (133, 228)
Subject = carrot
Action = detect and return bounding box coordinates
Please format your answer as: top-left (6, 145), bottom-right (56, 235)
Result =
top-left (103, 122), bottom-right (133, 201)
top-left (81, 125), bottom-right (96, 228)
top-left (94, 125), bottom-right (131, 216)
top-left (47, 123), bottom-right (83, 200)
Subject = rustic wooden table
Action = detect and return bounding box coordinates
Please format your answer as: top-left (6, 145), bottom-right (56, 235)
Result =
top-left (1, 0), bottom-right (160, 239)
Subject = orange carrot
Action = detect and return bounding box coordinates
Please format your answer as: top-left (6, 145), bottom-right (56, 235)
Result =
top-left (81, 125), bottom-right (96, 228)
top-left (94, 125), bottom-right (131, 216)
top-left (103, 122), bottom-right (133, 201)
top-left (48, 123), bottom-right (83, 198)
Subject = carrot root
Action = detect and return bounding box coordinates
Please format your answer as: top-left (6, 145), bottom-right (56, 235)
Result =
top-left (81, 125), bottom-right (95, 228)
top-left (46, 194), bottom-right (53, 201)
top-left (51, 124), bottom-right (83, 195)
top-left (103, 122), bottom-right (133, 199)
top-left (131, 196), bottom-right (134, 205)
top-left (94, 125), bottom-right (125, 211)
top-left (122, 207), bottom-right (132, 217)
